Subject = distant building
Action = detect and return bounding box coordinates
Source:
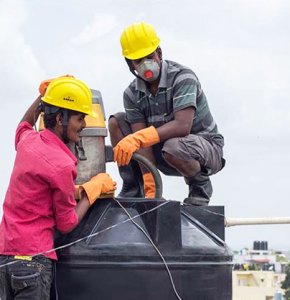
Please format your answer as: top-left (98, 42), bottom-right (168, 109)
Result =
top-left (232, 241), bottom-right (287, 300)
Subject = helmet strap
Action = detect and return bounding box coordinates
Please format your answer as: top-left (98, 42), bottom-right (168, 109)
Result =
top-left (125, 58), bottom-right (145, 81)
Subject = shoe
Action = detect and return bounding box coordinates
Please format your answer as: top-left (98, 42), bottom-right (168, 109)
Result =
top-left (184, 173), bottom-right (212, 206)
top-left (184, 196), bottom-right (209, 206)
top-left (117, 161), bottom-right (144, 198)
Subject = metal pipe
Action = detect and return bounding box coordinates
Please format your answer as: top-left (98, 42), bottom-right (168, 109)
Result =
top-left (225, 217), bottom-right (290, 227)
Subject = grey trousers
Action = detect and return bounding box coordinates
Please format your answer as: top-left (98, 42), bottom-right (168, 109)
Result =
top-left (110, 112), bottom-right (225, 203)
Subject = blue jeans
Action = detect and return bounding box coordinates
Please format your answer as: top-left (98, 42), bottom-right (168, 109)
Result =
top-left (0, 255), bottom-right (53, 300)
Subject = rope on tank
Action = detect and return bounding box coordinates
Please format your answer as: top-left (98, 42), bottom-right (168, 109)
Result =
top-left (0, 200), bottom-right (182, 299)
top-left (0, 201), bottom-right (169, 267)
top-left (115, 198), bottom-right (182, 300)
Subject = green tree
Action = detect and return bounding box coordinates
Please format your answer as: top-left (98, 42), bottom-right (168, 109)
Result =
top-left (282, 264), bottom-right (290, 299)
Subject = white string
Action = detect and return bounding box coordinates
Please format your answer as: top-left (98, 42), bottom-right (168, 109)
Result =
top-left (0, 201), bottom-right (168, 269)
top-left (0, 200), bottom-right (182, 299)
top-left (114, 198), bottom-right (182, 300)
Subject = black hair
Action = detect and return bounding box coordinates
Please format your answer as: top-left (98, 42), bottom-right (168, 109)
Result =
top-left (42, 103), bottom-right (80, 129)
top-left (43, 112), bottom-right (58, 129)
top-left (156, 46), bottom-right (162, 60)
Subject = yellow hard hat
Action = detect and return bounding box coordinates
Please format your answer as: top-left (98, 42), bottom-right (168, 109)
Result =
top-left (41, 77), bottom-right (97, 118)
top-left (120, 22), bottom-right (160, 60)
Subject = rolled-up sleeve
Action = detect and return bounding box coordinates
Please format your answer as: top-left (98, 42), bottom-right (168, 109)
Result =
top-left (15, 121), bottom-right (35, 150)
top-left (50, 165), bottom-right (78, 233)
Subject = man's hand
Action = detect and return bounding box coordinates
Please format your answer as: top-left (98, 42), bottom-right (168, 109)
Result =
top-left (113, 126), bottom-right (160, 166)
top-left (79, 173), bottom-right (117, 205)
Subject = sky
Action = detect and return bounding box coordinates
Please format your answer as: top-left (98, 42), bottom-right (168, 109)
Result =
top-left (0, 0), bottom-right (290, 251)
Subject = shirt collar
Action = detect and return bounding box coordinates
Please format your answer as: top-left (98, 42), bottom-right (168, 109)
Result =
top-left (158, 60), bottom-right (168, 88)
top-left (135, 60), bottom-right (168, 92)
top-left (40, 129), bottom-right (77, 165)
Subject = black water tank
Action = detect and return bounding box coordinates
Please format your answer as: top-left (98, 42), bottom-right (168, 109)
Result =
top-left (52, 199), bottom-right (232, 300)
top-left (261, 240), bottom-right (268, 251)
top-left (253, 240), bottom-right (261, 250)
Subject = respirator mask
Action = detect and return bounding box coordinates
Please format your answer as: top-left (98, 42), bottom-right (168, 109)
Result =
top-left (135, 58), bottom-right (161, 82)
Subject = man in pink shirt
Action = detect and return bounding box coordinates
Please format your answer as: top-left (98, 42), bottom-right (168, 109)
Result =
top-left (0, 76), bottom-right (116, 300)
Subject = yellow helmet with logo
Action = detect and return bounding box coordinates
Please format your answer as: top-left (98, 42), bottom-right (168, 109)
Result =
top-left (120, 22), bottom-right (160, 60)
top-left (41, 77), bottom-right (97, 118)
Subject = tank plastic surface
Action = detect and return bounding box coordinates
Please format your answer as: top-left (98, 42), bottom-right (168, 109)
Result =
top-left (52, 199), bottom-right (233, 300)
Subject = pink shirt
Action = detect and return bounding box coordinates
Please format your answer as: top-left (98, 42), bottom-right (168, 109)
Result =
top-left (0, 121), bottom-right (79, 260)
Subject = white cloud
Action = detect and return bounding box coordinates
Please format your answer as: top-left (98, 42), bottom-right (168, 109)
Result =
top-left (0, 0), bottom-right (44, 102)
top-left (0, 0), bottom-right (45, 217)
top-left (0, 0), bottom-right (290, 251)
top-left (232, 0), bottom-right (288, 16)
top-left (71, 13), bottom-right (117, 45)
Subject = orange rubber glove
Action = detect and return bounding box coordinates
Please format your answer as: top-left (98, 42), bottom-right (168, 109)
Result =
top-left (39, 74), bottom-right (74, 96)
top-left (143, 173), bottom-right (156, 198)
top-left (79, 173), bottom-right (117, 205)
top-left (114, 126), bottom-right (160, 166)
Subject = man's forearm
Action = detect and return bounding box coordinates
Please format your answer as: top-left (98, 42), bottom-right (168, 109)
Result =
top-left (74, 195), bottom-right (90, 225)
top-left (20, 95), bottom-right (42, 126)
top-left (156, 107), bottom-right (195, 142)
